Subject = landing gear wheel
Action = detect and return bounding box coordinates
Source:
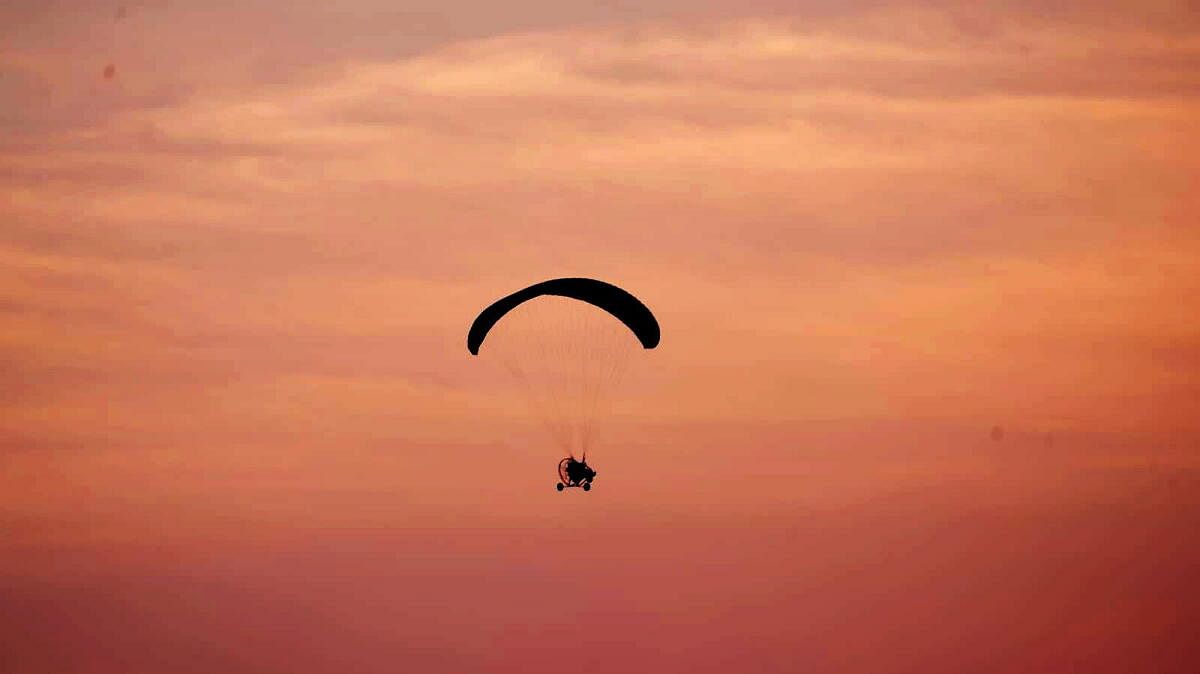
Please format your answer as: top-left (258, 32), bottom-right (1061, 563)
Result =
top-left (582, 482), bottom-right (591, 492)
top-left (556, 483), bottom-right (564, 492)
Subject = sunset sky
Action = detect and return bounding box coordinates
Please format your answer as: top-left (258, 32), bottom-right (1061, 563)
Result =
top-left (2, 2), bottom-right (1198, 672)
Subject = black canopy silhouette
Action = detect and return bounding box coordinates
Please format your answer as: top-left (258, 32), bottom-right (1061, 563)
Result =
top-left (467, 278), bottom-right (660, 355)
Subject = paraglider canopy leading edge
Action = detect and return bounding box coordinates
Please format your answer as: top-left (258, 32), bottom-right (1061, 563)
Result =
top-left (466, 277), bottom-right (660, 355)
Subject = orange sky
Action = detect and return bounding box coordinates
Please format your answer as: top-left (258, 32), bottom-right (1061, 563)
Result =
top-left (2, 2), bottom-right (1198, 673)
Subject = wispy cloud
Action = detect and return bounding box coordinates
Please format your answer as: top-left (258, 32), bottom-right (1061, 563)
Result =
top-left (1, 7), bottom-right (1198, 669)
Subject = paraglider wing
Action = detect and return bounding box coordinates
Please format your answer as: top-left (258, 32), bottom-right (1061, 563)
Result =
top-left (467, 278), bottom-right (660, 355)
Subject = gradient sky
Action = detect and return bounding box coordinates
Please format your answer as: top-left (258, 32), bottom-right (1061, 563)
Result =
top-left (2, 2), bottom-right (1198, 673)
